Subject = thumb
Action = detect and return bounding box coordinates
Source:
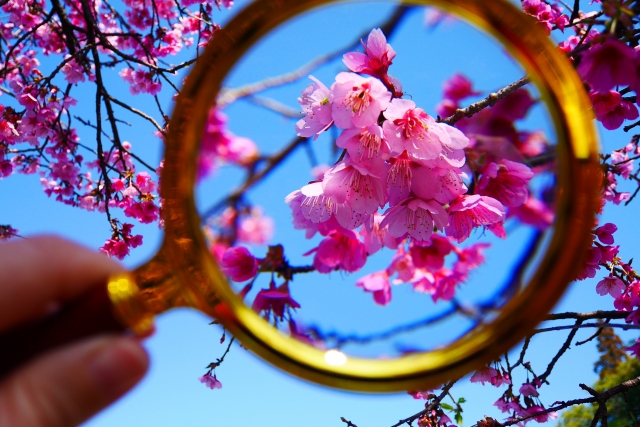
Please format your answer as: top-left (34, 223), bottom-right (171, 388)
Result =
top-left (0, 335), bottom-right (148, 427)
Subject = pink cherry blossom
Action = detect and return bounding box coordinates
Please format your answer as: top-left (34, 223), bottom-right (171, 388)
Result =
top-left (386, 153), bottom-right (413, 206)
top-left (523, 0), bottom-right (569, 33)
top-left (445, 195), bottom-right (505, 243)
top-left (356, 270), bottom-right (391, 305)
top-left (596, 275), bottom-right (626, 297)
top-left (524, 406), bottom-right (556, 423)
top-left (295, 76), bottom-right (333, 138)
top-left (590, 90), bottom-right (639, 130)
top-left (252, 282), bottom-right (300, 319)
top-left (238, 208), bottom-right (274, 245)
top-left (285, 189), bottom-right (321, 238)
top-left (381, 197), bottom-right (449, 243)
top-left (135, 172), bottom-right (156, 193)
top-left (199, 109), bottom-right (259, 179)
top-left (343, 28), bottom-right (396, 78)
top-left (454, 243), bottom-right (490, 275)
top-left (124, 200), bottom-right (159, 224)
top-left (442, 73), bottom-right (479, 102)
top-left (119, 67), bottom-right (162, 95)
top-left (296, 181), bottom-right (365, 231)
top-left (293, 181), bottom-right (336, 224)
top-left (389, 248), bottom-right (416, 283)
top-left (599, 244), bottom-right (619, 264)
top-left (509, 197), bottom-right (554, 230)
top-left (594, 222), bottom-right (617, 244)
top-left (383, 99), bottom-right (445, 162)
top-left (431, 268), bottom-right (465, 302)
top-left (322, 158), bottom-right (387, 216)
top-left (519, 382), bottom-right (539, 397)
top-left (100, 223), bottom-right (143, 260)
top-left (408, 389), bottom-right (435, 400)
top-left (477, 159), bottom-right (534, 207)
top-left (220, 246), bottom-right (259, 282)
top-left (360, 213), bottom-right (399, 254)
top-left (311, 229), bottom-right (367, 273)
top-left (470, 366), bottom-right (499, 385)
top-left (627, 339), bottom-right (640, 357)
top-left (578, 37), bottom-right (637, 92)
top-left (610, 149), bottom-right (635, 179)
top-left (576, 246), bottom-right (602, 281)
top-left (411, 165), bottom-right (467, 205)
top-left (61, 57), bottom-right (86, 84)
top-left (330, 72), bottom-right (391, 129)
top-left (410, 234), bottom-right (454, 271)
top-left (335, 125), bottom-right (390, 170)
top-left (199, 373), bottom-right (222, 390)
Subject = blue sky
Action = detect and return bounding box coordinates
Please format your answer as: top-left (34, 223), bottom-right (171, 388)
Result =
top-left (2, 1), bottom-right (639, 426)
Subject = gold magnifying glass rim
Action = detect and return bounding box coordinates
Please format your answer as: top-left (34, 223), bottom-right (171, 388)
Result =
top-left (159, 0), bottom-right (601, 392)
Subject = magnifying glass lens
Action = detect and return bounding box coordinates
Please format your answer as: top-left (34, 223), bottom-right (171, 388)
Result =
top-left (194, 2), bottom-right (559, 360)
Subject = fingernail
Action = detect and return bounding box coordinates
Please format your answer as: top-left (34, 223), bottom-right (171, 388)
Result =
top-left (88, 336), bottom-right (149, 399)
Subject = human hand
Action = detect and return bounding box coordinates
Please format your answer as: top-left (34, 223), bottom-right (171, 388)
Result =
top-left (0, 236), bottom-right (149, 427)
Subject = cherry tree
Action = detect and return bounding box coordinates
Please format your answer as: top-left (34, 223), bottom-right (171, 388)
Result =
top-left (2, 0), bottom-right (640, 425)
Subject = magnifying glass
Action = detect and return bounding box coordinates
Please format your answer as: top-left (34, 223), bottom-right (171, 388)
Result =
top-left (0, 0), bottom-right (600, 393)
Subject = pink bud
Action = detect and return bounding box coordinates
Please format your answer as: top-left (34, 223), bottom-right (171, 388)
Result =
top-left (221, 246), bottom-right (259, 282)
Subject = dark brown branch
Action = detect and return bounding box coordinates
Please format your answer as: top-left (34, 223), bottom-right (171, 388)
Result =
top-left (545, 310), bottom-right (629, 321)
top-left (203, 136), bottom-right (308, 217)
top-left (512, 335), bottom-right (531, 370)
top-left (207, 336), bottom-right (235, 370)
top-left (538, 319), bottom-right (583, 384)
top-left (500, 375), bottom-right (640, 426)
top-left (570, 0), bottom-right (580, 23)
top-left (624, 118), bottom-right (640, 132)
top-left (390, 380), bottom-right (458, 427)
top-left (533, 322), bottom-right (639, 334)
top-left (106, 95), bottom-right (165, 134)
top-left (439, 77), bottom-right (530, 126)
top-left (340, 417), bottom-right (359, 427)
top-left (50, 0), bottom-right (79, 55)
top-left (575, 324), bottom-right (606, 346)
top-left (247, 96), bottom-right (304, 119)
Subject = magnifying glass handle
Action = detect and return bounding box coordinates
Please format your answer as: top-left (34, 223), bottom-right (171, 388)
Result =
top-left (0, 285), bottom-right (126, 380)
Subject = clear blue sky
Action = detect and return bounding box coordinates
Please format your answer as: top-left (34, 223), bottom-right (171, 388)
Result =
top-left (1, 1), bottom-right (637, 426)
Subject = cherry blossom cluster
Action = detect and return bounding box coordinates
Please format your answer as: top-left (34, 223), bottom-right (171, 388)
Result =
top-left (206, 206), bottom-right (274, 256)
top-left (198, 109), bottom-right (259, 180)
top-left (558, 3), bottom-right (640, 132)
top-left (218, 244), bottom-right (304, 335)
top-left (521, 0), bottom-right (570, 33)
top-left (0, 225), bottom-right (19, 240)
top-left (467, 361), bottom-right (556, 424)
top-left (285, 29), bottom-right (537, 306)
top-left (1, 0), bottom-right (236, 256)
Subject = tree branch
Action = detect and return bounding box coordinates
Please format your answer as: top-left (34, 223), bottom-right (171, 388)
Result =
top-left (217, 5), bottom-right (410, 106)
top-left (500, 375), bottom-right (640, 426)
top-left (438, 77), bottom-right (530, 126)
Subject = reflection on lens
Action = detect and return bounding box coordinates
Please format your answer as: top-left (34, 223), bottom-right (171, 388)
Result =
top-left (195, 3), bottom-right (557, 361)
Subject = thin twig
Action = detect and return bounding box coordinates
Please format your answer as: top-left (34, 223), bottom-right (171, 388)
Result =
top-left (500, 375), bottom-right (640, 426)
top-left (439, 77), bottom-right (530, 126)
top-left (217, 5), bottom-right (410, 106)
top-left (538, 319), bottom-right (583, 384)
top-left (203, 136), bottom-right (308, 217)
top-left (390, 380), bottom-right (458, 427)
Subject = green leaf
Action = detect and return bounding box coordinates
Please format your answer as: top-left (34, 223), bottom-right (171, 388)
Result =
top-left (455, 413), bottom-right (463, 425)
top-left (440, 403), bottom-right (454, 410)
top-left (458, 397), bottom-right (466, 403)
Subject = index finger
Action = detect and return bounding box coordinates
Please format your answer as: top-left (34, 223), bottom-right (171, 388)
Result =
top-left (0, 235), bottom-right (124, 332)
